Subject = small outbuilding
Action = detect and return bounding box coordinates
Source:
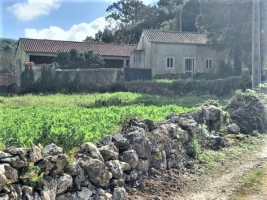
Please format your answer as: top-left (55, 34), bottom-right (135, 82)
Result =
top-left (130, 29), bottom-right (226, 77)
top-left (15, 38), bottom-right (136, 69)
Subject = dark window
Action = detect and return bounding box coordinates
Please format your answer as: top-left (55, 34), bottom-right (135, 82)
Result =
top-left (29, 55), bottom-right (55, 64)
top-left (166, 57), bottom-right (174, 68)
top-left (103, 59), bottom-right (124, 68)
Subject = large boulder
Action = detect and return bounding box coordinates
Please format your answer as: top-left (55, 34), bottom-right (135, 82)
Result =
top-left (126, 130), bottom-right (152, 159)
top-left (42, 176), bottom-right (57, 200)
top-left (57, 188), bottom-right (92, 200)
top-left (0, 164), bottom-right (18, 184)
top-left (105, 160), bottom-right (124, 179)
top-left (98, 144), bottom-right (119, 161)
top-left (120, 150), bottom-right (138, 169)
top-left (0, 156), bottom-right (27, 169)
top-left (228, 123), bottom-right (240, 134)
top-left (78, 142), bottom-right (104, 163)
top-left (136, 159), bottom-right (149, 172)
top-left (150, 150), bottom-right (167, 171)
top-left (0, 151), bottom-right (13, 159)
top-left (6, 146), bottom-right (42, 163)
top-left (78, 155), bottom-right (111, 187)
top-left (42, 144), bottom-right (63, 156)
top-left (36, 154), bottom-right (67, 175)
top-left (57, 174), bottom-right (73, 195)
top-left (112, 133), bottom-right (129, 153)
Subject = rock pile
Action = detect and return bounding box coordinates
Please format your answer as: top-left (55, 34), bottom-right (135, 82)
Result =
top-left (0, 104), bottom-right (240, 200)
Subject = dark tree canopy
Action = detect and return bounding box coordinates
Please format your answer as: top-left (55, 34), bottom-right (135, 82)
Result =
top-left (106, 0), bottom-right (147, 24)
top-left (55, 49), bottom-right (105, 69)
top-left (196, 0), bottom-right (253, 75)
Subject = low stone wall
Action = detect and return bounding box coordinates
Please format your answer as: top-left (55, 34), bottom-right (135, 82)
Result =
top-left (0, 74), bottom-right (15, 85)
top-left (56, 68), bottom-right (124, 88)
top-left (0, 104), bottom-right (240, 199)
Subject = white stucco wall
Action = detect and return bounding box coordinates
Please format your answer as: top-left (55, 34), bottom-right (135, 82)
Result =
top-left (134, 39), bottom-right (226, 76)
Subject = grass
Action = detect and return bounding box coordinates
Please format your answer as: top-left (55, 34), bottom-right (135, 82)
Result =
top-left (0, 92), bottom-right (229, 108)
top-left (234, 166), bottom-right (267, 199)
top-left (0, 92), bottom-right (228, 151)
top-left (195, 134), bottom-right (265, 172)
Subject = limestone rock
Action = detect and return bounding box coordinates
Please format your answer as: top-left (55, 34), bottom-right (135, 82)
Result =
top-left (165, 113), bottom-right (179, 123)
top-left (42, 143), bottom-right (63, 156)
top-left (136, 159), bottom-right (149, 172)
top-left (28, 146), bottom-right (42, 163)
top-left (97, 135), bottom-right (113, 147)
top-left (105, 160), bottom-right (124, 179)
top-left (0, 155), bottom-right (28, 169)
top-left (36, 154), bottom-right (67, 175)
top-left (150, 150), bottom-right (167, 171)
top-left (42, 176), bottom-right (57, 200)
top-left (112, 187), bottom-right (127, 200)
top-left (79, 155), bottom-right (111, 187)
top-left (228, 123), bottom-right (240, 134)
top-left (76, 187), bottom-right (93, 200)
top-left (57, 174), bottom-right (73, 195)
top-left (0, 151), bottom-right (12, 159)
top-left (112, 133), bottom-right (129, 152)
top-left (126, 130), bottom-right (152, 159)
top-left (98, 144), bottom-right (119, 161)
top-left (0, 164), bottom-right (18, 183)
top-left (22, 185), bottom-right (33, 197)
top-left (78, 142), bottom-right (104, 162)
top-left (121, 150), bottom-right (138, 169)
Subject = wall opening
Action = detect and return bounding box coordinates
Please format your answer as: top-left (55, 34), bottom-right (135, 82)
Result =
top-left (29, 55), bottom-right (55, 64)
top-left (104, 59), bottom-right (124, 68)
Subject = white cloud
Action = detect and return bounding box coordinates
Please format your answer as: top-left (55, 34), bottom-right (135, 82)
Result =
top-left (24, 17), bottom-right (117, 41)
top-left (7, 0), bottom-right (61, 21)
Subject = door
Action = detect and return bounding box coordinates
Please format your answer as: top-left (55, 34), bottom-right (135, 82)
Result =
top-left (184, 58), bottom-right (195, 78)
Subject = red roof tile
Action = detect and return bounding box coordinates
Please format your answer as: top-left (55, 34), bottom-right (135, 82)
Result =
top-left (20, 38), bottom-right (136, 57)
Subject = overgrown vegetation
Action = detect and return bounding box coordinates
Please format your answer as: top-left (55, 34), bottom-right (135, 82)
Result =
top-left (54, 49), bottom-right (105, 69)
top-left (226, 90), bottom-right (267, 134)
top-left (195, 134), bottom-right (265, 172)
top-left (0, 92), bottom-right (201, 151)
top-left (20, 65), bottom-right (82, 94)
top-left (110, 75), bottom-right (251, 96)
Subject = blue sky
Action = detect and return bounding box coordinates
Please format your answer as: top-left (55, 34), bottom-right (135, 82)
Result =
top-left (0, 0), bottom-right (156, 41)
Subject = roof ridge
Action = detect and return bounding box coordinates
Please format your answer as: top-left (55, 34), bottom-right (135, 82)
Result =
top-left (143, 29), bottom-right (206, 35)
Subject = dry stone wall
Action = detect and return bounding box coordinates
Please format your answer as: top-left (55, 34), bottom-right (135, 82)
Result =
top-left (0, 104), bottom-right (239, 200)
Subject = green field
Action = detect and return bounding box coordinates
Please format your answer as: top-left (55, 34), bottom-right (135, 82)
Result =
top-left (0, 92), bottom-right (228, 151)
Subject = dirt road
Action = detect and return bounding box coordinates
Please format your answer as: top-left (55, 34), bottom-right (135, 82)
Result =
top-left (129, 136), bottom-right (267, 200)
top-left (174, 139), bottom-right (267, 200)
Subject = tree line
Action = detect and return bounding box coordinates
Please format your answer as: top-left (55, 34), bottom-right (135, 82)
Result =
top-left (84, 0), bottom-right (266, 76)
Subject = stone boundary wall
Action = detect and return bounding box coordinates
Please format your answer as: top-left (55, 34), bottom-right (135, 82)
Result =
top-left (56, 68), bottom-right (124, 88)
top-left (0, 105), bottom-right (240, 200)
top-left (0, 74), bottom-right (15, 85)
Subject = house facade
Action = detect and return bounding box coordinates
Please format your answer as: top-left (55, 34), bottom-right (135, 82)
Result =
top-left (15, 38), bottom-right (136, 69)
top-left (130, 29), bottom-right (226, 77)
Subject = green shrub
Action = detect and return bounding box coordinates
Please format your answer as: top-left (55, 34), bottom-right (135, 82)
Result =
top-left (55, 49), bottom-right (105, 69)
top-left (108, 75), bottom-right (250, 97)
top-left (226, 90), bottom-right (267, 134)
top-left (20, 66), bottom-right (34, 93)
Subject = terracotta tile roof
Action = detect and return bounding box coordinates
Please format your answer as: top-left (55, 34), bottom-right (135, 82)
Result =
top-left (143, 29), bottom-right (207, 45)
top-left (20, 38), bottom-right (136, 57)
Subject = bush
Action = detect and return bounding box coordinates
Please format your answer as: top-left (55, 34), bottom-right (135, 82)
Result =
top-left (0, 82), bottom-right (17, 94)
top-left (107, 75), bottom-right (251, 97)
top-left (55, 49), bottom-right (105, 69)
top-left (20, 66), bottom-right (34, 93)
top-left (225, 90), bottom-right (267, 134)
